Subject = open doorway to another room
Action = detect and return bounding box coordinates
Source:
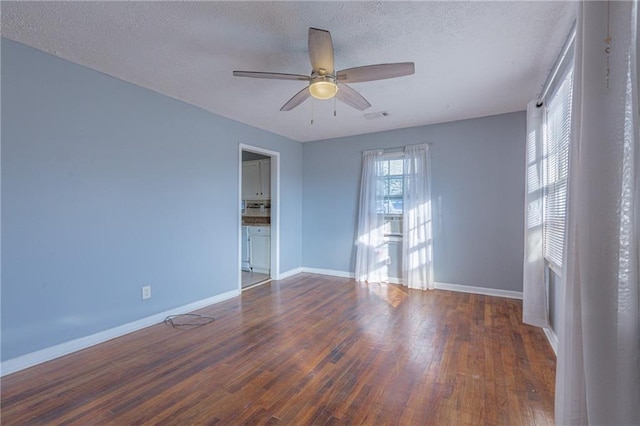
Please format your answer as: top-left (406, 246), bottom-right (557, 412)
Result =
top-left (239, 145), bottom-right (279, 290)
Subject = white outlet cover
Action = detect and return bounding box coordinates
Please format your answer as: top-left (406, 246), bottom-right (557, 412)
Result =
top-left (142, 285), bottom-right (151, 300)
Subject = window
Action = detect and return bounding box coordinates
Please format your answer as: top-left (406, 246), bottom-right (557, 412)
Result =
top-left (355, 145), bottom-right (433, 288)
top-left (542, 67), bottom-right (573, 271)
top-left (377, 155), bottom-right (404, 214)
top-left (376, 154), bottom-right (405, 236)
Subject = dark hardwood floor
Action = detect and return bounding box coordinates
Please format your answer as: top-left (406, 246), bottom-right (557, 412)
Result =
top-left (1, 274), bottom-right (556, 425)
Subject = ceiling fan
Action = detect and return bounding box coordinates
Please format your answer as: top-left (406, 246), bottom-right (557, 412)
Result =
top-left (233, 28), bottom-right (415, 112)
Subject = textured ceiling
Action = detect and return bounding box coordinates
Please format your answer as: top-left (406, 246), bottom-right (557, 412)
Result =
top-left (1, 1), bottom-right (575, 142)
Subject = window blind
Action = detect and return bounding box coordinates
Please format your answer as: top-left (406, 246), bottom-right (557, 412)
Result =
top-left (543, 68), bottom-right (573, 271)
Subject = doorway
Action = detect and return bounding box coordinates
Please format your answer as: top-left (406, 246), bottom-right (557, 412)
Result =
top-left (239, 144), bottom-right (279, 290)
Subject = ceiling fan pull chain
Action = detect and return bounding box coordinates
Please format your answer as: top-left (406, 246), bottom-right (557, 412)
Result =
top-left (311, 100), bottom-right (314, 125)
top-left (334, 97), bottom-right (337, 117)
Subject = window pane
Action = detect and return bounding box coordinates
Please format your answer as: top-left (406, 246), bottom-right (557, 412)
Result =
top-left (375, 155), bottom-right (405, 228)
top-left (388, 177), bottom-right (403, 196)
top-left (388, 198), bottom-right (403, 214)
top-left (389, 159), bottom-right (404, 176)
top-left (380, 160), bottom-right (390, 176)
top-left (543, 67), bottom-right (573, 270)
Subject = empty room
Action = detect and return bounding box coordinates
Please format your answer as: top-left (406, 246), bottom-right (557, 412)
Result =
top-left (1, 1), bottom-right (638, 424)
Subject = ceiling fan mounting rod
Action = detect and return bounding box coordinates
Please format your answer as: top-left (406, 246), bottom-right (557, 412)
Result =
top-left (310, 74), bottom-right (336, 84)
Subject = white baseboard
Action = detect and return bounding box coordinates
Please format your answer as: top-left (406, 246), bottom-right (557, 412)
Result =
top-left (277, 267), bottom-right (303, 280)
top-left (434, 282), bottom-right (523, 300)
top-left (301, 267), bottom-right (354, 279)
top-left (543, 327), bottom-right (558, 355)
top-left (0, 289), bottom-right (239, 377)
top-left (297, 268), bottom-right (522, 300)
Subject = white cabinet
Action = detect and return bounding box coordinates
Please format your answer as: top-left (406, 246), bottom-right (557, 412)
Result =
top-left (242, 161), bottom-right (260, 200)
top-left (248, 226), bottom-right (270, 274)
top-left (258, 160), bottom-right (270, 199)
top-left (242, 159), bottom-right (270, 200)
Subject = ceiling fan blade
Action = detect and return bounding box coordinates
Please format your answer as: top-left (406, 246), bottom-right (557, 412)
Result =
top-left (336, 62), bottom-right (415, 83)
top-left (280, 87), bottom-right (311, 111)
top-left (233, 71), bottom-right (310, 81)
top-left (336, 83), bottom-right (371, 111)
top-left (308, 28), bottom-right (334, 75)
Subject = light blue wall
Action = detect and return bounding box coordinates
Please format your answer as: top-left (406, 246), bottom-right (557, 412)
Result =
top-left (1, 39), bottom-right (302, 361)
top-left (302, 112), bottom-right (526, 292)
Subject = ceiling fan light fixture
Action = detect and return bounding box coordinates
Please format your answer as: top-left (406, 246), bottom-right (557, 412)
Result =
top-left (309, 80), bottom-right (338, 100)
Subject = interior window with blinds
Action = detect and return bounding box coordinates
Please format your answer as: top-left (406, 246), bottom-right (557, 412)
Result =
top-left (543, 67), bottom-right (573, 271)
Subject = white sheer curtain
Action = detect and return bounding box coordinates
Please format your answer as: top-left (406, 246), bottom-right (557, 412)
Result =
top-left (522, 101), bottom-right (550, 328)
top-left (355, 149), bottom-right (388, 283)
top-left (555, 1), bottom-right (639, 424)
top-left (402, 144), bottom-right (434, 290)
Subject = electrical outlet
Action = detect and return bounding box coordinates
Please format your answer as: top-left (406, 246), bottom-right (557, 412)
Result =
top-left (142, 285), bottom-right (151, 300)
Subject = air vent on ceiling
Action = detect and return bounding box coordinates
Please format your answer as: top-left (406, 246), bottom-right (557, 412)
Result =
top-left (364, 111), bottom-right (389, 120)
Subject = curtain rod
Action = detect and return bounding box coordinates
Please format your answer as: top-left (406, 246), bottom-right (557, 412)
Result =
top-left (363, 143), bottom-right (432, 153)
top-left (537, 24), bottom-right (576, 106)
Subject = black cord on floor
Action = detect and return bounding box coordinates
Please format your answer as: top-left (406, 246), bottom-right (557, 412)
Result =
top-left (164, 314), bottom-right (215, 329)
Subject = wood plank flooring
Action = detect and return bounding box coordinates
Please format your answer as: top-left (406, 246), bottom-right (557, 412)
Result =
top-left (1, 274), bottom-right (556, 425)
top-left (242, 271), bottom-right (271, 289)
